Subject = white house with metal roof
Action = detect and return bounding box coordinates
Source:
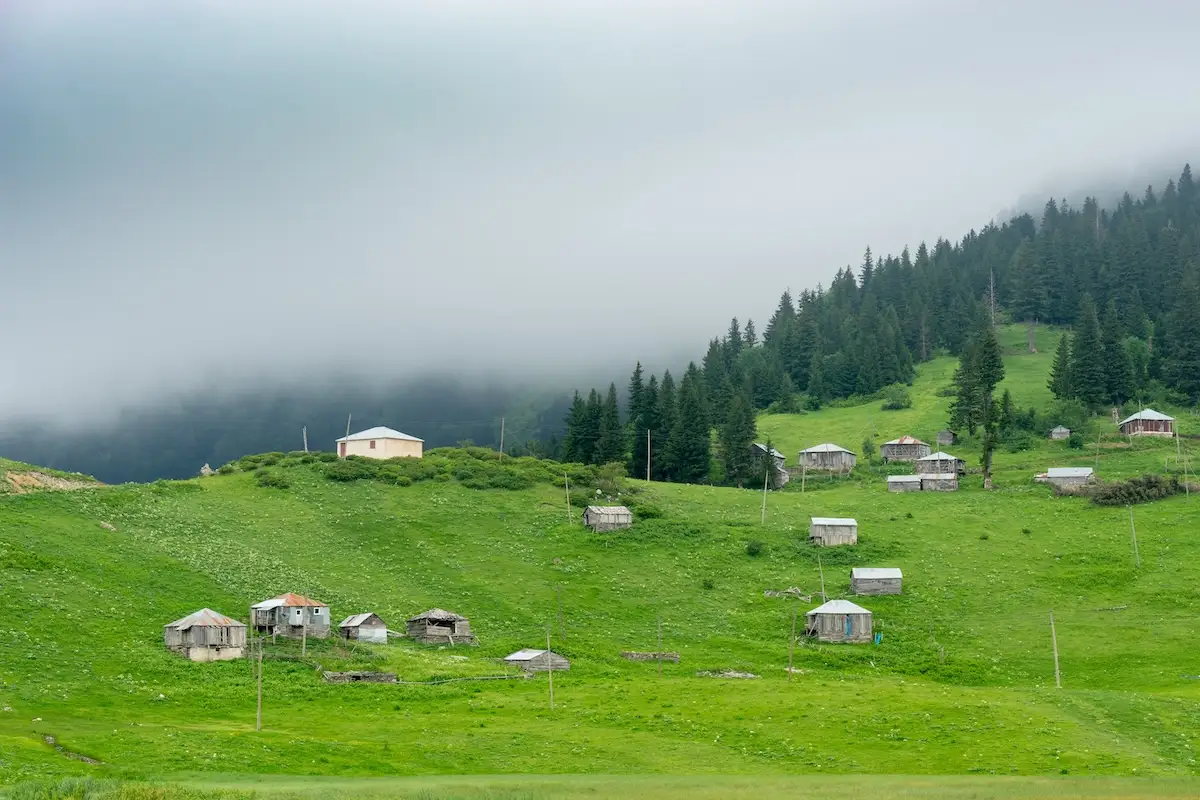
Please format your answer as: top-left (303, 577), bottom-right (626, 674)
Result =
top-left (336, 426), bottom-right (424, 459)
top-left (809, 516), bottom-right (858, 546)
top-left (1118, 409), bottom-right (1176, 438)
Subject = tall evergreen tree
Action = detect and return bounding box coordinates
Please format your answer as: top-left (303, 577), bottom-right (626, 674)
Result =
top-left (560, 391), bottom-right (587, 463)
top-left (595, 383), bottom-right (624, 465)
top-left (1048, 334), bottom-right (1073, 399)
top-left (805, 352), bottom-right (825, 410)
top-left (666, 371), bottom-right (712, 484)
top-left (1070, 294), bottom-right (1108, 407)
top-left (1165, 266), bottom-right (1200, 402)
top-left (652, 371), bottom-right (677, 480)
top-left (638, 375), bottom-right (660, 480)
top-left (1009, 238), bottom-right (1047, 352)
top-left (1100, 299), bottom-right (1135, 405)
top-left (626, 363), bottom-right (648, 477)
top-left (719, 390), bottom-right (757, 487)
top-left (743, 319), bottom-right (758, 347)
top-left (763, 291), bottom-right (795, 346)
top-left (581, 389), bottom-right (603, 464)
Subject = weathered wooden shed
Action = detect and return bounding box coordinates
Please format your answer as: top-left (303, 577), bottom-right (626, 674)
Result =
top-left (809, 517), bottom-right (858, 546)
top-left (1039, 466), bottom-right (1095, 489)
top-left (937, 429), bottom-right (958, 446)
top-left (251, 593), bottom-right (330, 639)
top-left (920, 472), bottom-right (959, 492)
top-left (886, 475), bottom-right (922, 493)
top-left (339, 612), bottom-right (388, 644)
top-left (504, 648), bottom-right (570, 672)
top-left (915, 451), bottom-right (966, 476)
top-left (1049, 425), bottom-right (1071, 440)
top-left (163, 608), bottom-right (246, 662)
top-left (749, 443), bottom-right (790, 489)
top-left (880, 435), bottom-right (931, 462)
top-left (1118, 409), bottom-right (1176, 437)
top-left (406, 608), bottom-right (476, 645)
top-left (582, 505), bottom-right (633, 532)
top-left (851, 567), bottom-right (903, 595)
top-left (805, 599), bottom-right (873, 643)
top-left (799, 443), bottom-right (857, 473)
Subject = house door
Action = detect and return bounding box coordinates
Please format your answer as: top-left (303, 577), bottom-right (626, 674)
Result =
top-left (844, 616), bottom-right (852, 637)
top-left (339, 442), bottom-right (346, 457)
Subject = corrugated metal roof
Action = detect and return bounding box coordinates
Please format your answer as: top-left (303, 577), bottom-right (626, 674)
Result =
top-left (165, 608), bottom-right (245, 630)
top-left (883, 435), bottom-right (927, 446)
top-left (339, 613), bottom-right (383, 628)
top-left (584, 505), bottom-right (631, 515)
top-left (886, 475), bottom-right (921, 483)
top-left (751, 442), bottom-right (786, 459)
top-left (336, 426), bottom-right (424, 443)
top-left (851, 568), bottom-right (902, 580)
top-left (801, 443), bottom-right (853, 454)
top-left (1119, 408), bottom-right (1175, 425)
top-left (408, 608), bottom-right (466, 622)
top-left (917, 451), bottom-right (963, 462)
top-left (505, 649), bottom-right (548, 661)
top-left (1047, 467), bottom-right (1094, 478)
top-left (811, 517), bottom-right (857, 526)
top-left (921, 473), bottom-right (959, 480)
top-left (1050, 426), bottom-right (1071, 433)
top-left (253, 593), bottom-right (326, 609)
top-left (807, 599), bottom-right (871, 615)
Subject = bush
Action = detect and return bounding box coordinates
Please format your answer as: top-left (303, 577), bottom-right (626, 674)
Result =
top-left (216, 464), bottom-right (235, 475)
top-left (323, 459), bottom-right (378, 482)
top-left (1067, 432), bottom-right (1084, 449)
top-left (1088, 474), bottom-right (1183, 506)
top-left (255, 470), bottom-right (291, 489)
top-left (745, 540), bottom-right (764, 557)
top-left (765, 395), bottom-right (804, 415)
top-left (880, 384), bottom-right (913, 411)
top-left (628, 501), bottom-right (664, 520)
top-left (861, 437), bottom-right (876, 459)
top-left (702, 578), bottom-right (715, 590)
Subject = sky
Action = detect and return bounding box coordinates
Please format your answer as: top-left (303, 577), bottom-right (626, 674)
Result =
top-left (2, 0), bottom-right (1199, 423)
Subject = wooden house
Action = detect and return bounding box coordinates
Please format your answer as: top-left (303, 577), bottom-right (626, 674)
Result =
top-left (338, 613), bottom-right (388, 644)
top-left (805, 599), bottom-right (873, 643)
top-left (880, 435), bottom-right (931, 462)
top-left (406, 608), bottom-right (476, 645)
top-left (799, 443), bottom-right (857, 473)
top-left (920, 473), bottom-right (959, 492)
top-left (1118, 409), bottom-right (1176, 437)
top-left (1049, 425), bottom-right (1071, 440)
top-left (163, 608), bottom-right (246, 662)
top-left (886, 475), bottom-right (922, 493)
top-left (336, 426), bottom-right (424, 460)
top-left (809, 517), bottom-right (858, 546)
top-left (851, 567), bottom-right (902, 596)
top-left (504, 648), bottom-right (570, 672)
top-left (749, 443), bottom-right (790, 489)
top-left (1037, 467), bottom-right (1095, 489)
top-left (582, 505), bottom-right (632, 532)
top-left (937, 429), bottom-right (958, 446)
top-left (251, 593), bottom-right (330, 639)
top-left (915, 451), bottom-right (966, 476)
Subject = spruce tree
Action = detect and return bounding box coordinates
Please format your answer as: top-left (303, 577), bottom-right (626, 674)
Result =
top-left (653, 371), bottom-right (677, 480)
top-left (1048, 334), bottom-right (1073, 399)
top-left (595, 383), bottom-right (624, 465)
top-left (581, 389), bottom-right (603, 464)
top-left (763, 291), bottom-right (795, 346)
top-left (805, 352), bottom-right (825, 410)
top-left (1010, 238), bottom-right (1047, 351)
top-left (1165, 266), bottom-right (1200, 401)
top-left (743, 319), bottom-right (758, 347)
top-left (560, 391), bottom-right (587, 463)
top-left (1070, 294), bottom-right (1108, 408)
top-left (948, 344), bottom-right (982, 436)
top-left (719, 390), bottom-right (757, 487)
top-left (666, 372), bottom-right (712, 484)
top-left (626, 363), bottom-right (647, 476)
top-left (638, 375), bottom-right (659, 479)
top-left (1101, 299), bottom-right (1135, 404)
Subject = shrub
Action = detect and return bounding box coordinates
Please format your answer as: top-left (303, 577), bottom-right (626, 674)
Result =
top-left (979, 533), bottom-right (989, 540)
top-left (216, 464), bottom-right (235, 475)
top-left (1067, 433), bottom-right (1084, 449)
top-left (323, 459), bottom-right (378, 482)
top-left (316, 451), bottom-right (338, 462)
top-left (861, 437), bottom-right (876, 459)
top-left (745, 540), bottom-right (764, 557)
top-left (1088, 474), bottom-right (1183, 506)
top-left (765, 395), bottom-right (804, 415)
top-left (628, 501), bottom-right (664, 520)
top-left (701, 578), bottom-right (715, 590)
top-left (880, 384), bottom-right (913, 411)
top-left (256, 470), bottom-right (291, 489)
top-left (1021, 527), bottom-right (1032, 535)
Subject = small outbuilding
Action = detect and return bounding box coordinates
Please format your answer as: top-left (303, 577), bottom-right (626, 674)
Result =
top-left (920, 472), bottom-right (959, 492)
top-left (251, 593), bottom-right (330, 639)
top-left (1038, 466), bottom-right (1096, 489)
top-left (851, 567), bottom-right (903, 596)
top-left (799, 443), bottom-right (857, 473)
top-left (809, 516), bottom-right (858, 546)
top-left (1049, 425), bottom-right (1071, 440)
top-left (937, 429), bottom-right (958, 446)
top-left (504, 649), bottom-right (571, 672)
top-left (582, 505), bottom-right (633, 531)
top-left (1118, 409), bottom-right (1176, 438)
top-left (749, 442), bottom-right (790, 489)
top-left (915, 451), bottom-right (966, 476)
top-left (406, 608), bottom-right (476, 645)
top-left (339, 613), bottom-right (388, 644)
top-left (164, 608), bottom-right (247, 662)
top-left (886, 475), bottom-right (922, 493)
top-left (880, 435), bottom-right (932, 462)
top-left (336, 426), bottom-right (424, 460)
top-left (805, 599), bottom-right (873, 643)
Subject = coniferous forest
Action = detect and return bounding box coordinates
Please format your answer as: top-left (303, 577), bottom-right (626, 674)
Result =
top-left (561, 163), bottom-right (1200, 486)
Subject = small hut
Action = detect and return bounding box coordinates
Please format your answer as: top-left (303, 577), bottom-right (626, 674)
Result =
top-left (805, 599), bottom-right (873, 643)
top-left (1118, 409), bottom-right (1176, 437)
top-left (1049, 425), bottom-right (1071, 440)
top-left (251, 593), bottom-right (330, 639)
top-left (886, 475), bottom-right (922, 493)
top-left (920, 472), bottom-right (959, 492)
top-left (915, 451), bottom-right (966, 476)
top-left (1039, 466), bottom-right (1095, 489)
top-left (163, 608), bottom-right (246, 662)
top-left (880, 435), bottom-right (931, 462)
top-left (851, 567), bottom-right (902, 596)
top-left (749, 443), bottom-right (790, 489)
top-left (339, 613), bottom-right (388, 644)
top-left (504, 649), bottom-right (570, 672)
top-left (799, 443), bottom-right (857, 473)
top-left (809, 517), bottom-right (858, 546)
top-left (937, 429), bottom-right (958, 446)
top-left (406, 608), bottom-right (476, 645)
top-left (582, 505), bottom-right (633, 532)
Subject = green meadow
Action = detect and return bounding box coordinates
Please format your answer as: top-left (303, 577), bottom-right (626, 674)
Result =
top-left (2, 325), bottom-right (1199, 798)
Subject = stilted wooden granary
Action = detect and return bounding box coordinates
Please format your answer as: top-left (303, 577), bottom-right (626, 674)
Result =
top-left (406, 608), bottom-right (476, 645)
top-left (799, 443), bottom-right (857, 473)
top-left (880, 436), bottom-right (931, 462)
top-left (1118, 409), bottom-right (1175, 437)
top-left (163, 608), bottom-right (247, 662)
top-left (809, 517), bottom-right (858, 546)
top-left (920, 473), bottom-right (959, 492)
top-left (805, 599), bottom-right (873, 643)
top-left (582, 505), bottom-right (633, 532)
top-left (251, 593), bottom-right (330, 639)
top-left (851, 568), bottom-right (902, 595)
top-left (915, 451), bottom-right (966, 476)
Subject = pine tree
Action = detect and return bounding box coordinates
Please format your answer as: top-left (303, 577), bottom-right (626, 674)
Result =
top-left (805, 352), bottom-right (825, 410)
top-left (1009, 238), bottom-right (1047, 351)
top-left (667, 371), bottom-right (712, 484)
top-left (719, 390), bottom-right (757, 487)
top-left (948, 346), bottom-right (983, 436)
top-left (743, 319), bottom-right (758, 347)
top-left (1048, 334), bottom-right (1073, 399)
top-left (1165, 266), bottom-right (1200, 402)
top-left (581, 389), bottom-right (603, 464)
top-left (560, 391), bottom-right (587, 463)
top-left (653, 371), bottom-right (677, 480)
top-left (763, 291), bottom-right (795, 346)
top-left (1101, 299), bottom-right (1135, 404)
top-left (725, 318), bottom-right (742, 360)
top-left (626, 363), bottom-right (647, 477)
top-left (1070, 294), bottom-right (1108, 407)
top-left (974, 321), bottom-right (1005, 398)
top-left (639, 375), bottom-right (659, 479)
top-left (595, 383), bottom-right (624, 465)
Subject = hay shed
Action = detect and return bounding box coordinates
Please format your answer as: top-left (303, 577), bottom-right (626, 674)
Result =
top-left (809, 517), bottom-right (858, 546)
top-left (251, 593), bottom-right (330, 639)
top-left (886, 475), bottom-right (921, 493)
top-left (504, 648), bottom-right (570, 672)
top-left (406, 608), bottom-right (476, 645)
top-left (339, 613), bottom-right (388, 644)
top-left (880, 436), bottom-right (931, 462)
top-left (937, 429), bottom-right (958, 446)
top-left (851, 567), bottom-right (902, 596)
top-left (920, 472), bottom-right (959, 492)
top-left (1042, 466), bottom-right (1095, 488)
top-left (1118, 409), bottom-right (1175, 437)
top-left (799, 443), bottom-right (857, 473)
top-left (805, 599), bottom-right (873, 643)
top-left (1049, 425), bottom-right (1071, 440)
top-left (915, 451), bottom-right (966, 476)
top-left (163, 608), bottom-right (246, 662)
top-left (582, 505), bottom-right (632, 532)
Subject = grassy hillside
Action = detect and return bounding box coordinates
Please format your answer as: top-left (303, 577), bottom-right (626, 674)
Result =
top-left (2, 327), bottom-right (1200, 797)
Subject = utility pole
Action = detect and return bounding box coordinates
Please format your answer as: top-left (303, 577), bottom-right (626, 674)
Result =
top-left (1129, 505), bottom-right (1140, 567)
top-left (988, 268), bottom-right (997, 327)
top-left (1049, 610), bottom-right (1062, 689)
top-left (787, 601), bottom-right (798, 682)
top-left (499, 417), bottom-right (505, 461)
top-left (256, 634), bottom-right (263, 731)
top-left (646, 429), bottom-right (651, 483)
top-left (657, 614), bottom-right (663, 679)
top-left (564, 474), bottom-right (572, 521)
top-left (760, 466), bottom-right (769, 525)
top-left (302, 426), bottom-right (308, 453)
top-left (546, 627), bottom-right (555, 711)
top-left (818, 554), bottom-right (826, 600)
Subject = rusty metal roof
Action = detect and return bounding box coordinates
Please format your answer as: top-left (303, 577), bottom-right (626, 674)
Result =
top-left (339, 612), bottom-right (384, 628)
top-left (254, 593), bottom-right (326, 609)
top-left (883, 435), bottom-right (928, 446)
top-left (165, 608), bottom-right (246, 630)
top-left (408, 608), bottom-right (466, 622)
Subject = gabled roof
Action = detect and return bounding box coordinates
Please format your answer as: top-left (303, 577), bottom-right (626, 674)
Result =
top-left (807, 599), bottom-right (871, 616)
top-left (1050, 425), bottom-right (1071, 432)
top-left (504, 648), bottom-right (559, 661)
top-left (920, 473), bottom-right (959, 481)
top-left (883, 435), bottom-right (928, 446)
top-left (1119, 408), bottom-right (1174, 425)
top-left (851, 568), bottom-right (902, 580)
top-left (811, 516), bottom-right (857, 526)
top-left (165, 608), bottom-right (245, 630)
top-left (408, 608), bottom-right (466, 622)
top-left (918, 451), bottom-right (963, 462)
top-left (802, 443), bottom-right (853, 454)
top-left (886, 474), bottom-right (921, 483)
top-left (339, 612), bottom-right (384, 628)
top-left (252, 593), bottom-right (326, 609)
top-left (336, 426), bottom-right (424, 443)
top-left (584, 505), bottom-right (631, 515)
top-left (1047, 467), bottom-right (1094, 478)
top-left (751, 442), bottom-right (785, 459)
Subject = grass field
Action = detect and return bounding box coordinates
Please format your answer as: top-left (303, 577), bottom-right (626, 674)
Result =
top-left (1, 325), bottom-right (1199, 796)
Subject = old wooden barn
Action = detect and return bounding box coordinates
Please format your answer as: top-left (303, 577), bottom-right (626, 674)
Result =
top-left (163, 608), bottom-right (246, 662)
top-left (1119, 408), bottom-right (1176, 437)
top-left (881, 435), bottom-right (931, 462)
top-left (920, 472), bottom-right (959, 491)
top-left (805, 599), bottom-right (873, 643)
top-left (799, 443), bottom-right (857, 473)
top-left (1049, 425), bottom-right (1071, 440)
top-left (851, 567), bottom-right (903, 595)
top-left (809, 516), bottom-right (858, 546)
top-left (582, 505), bottom-right (633, 532)
top-left (407, 608), bottom-right (476, 645)
top-left (915, 451), bottom-right (966, 475)
top-left (339, 613), bottom-right (388, 644)
top-left (251, 593), bottom-right (330, 639)
top-left (504, 648), bottom-right (570, 672)
top-left (886, 475), bottom-right (922, 493)
top-left (1037, 466), bottom-right (1096, 489)
top-left (749, 442), bottom-right (790, 489)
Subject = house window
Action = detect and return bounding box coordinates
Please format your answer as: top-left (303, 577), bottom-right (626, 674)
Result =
top-left (312, 608), bottom-right (322, 616)
top-left (370, 440), bottom-right (376, 449)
